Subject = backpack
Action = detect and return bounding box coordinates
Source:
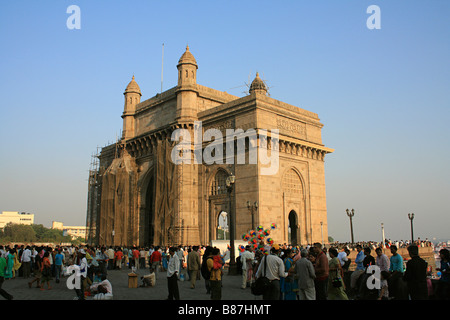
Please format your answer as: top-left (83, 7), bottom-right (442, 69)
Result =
top-left (201, 257), bottom-right (212, 280)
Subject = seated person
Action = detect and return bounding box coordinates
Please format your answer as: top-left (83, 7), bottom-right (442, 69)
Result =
top-left (140, 267), bottom-right (156, 287)
top-left (89, 274), bottom-right (113, 300)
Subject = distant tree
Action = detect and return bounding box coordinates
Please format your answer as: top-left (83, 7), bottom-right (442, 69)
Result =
top-left (0, 223), bottom-right (72, 244)
top-left (2, 223), bottom-right (37, 242)
top-left (328, 236), bottom-right (334, 243)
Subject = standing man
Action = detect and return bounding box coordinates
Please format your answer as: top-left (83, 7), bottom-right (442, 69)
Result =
top-left (350, 245), bottom-right (365, 292)
top-left (389, 245), bottom-right (404, 299)
top-left (313, 243), bottom-right (329, 300)
top-left (75, 249), bottom-right (88, 300)
top-left (106, 246), bottom-right (115, 271)
top-left (255, 244), bottom-right (287, 300)
top-left (97, 247), bottom-right (109, 276)
top-left (20, 246), bottom-right (32, 279)
top-left (187, 246), bottom-right (201, 289)
top-left (291, 249), bottom-right (316, 300)
top-left (403, 245), bottom-right (428, 300)
top-left (375, 247), bottom-right (390, 272)
top-left (54, 248), bottom-right (64, 284)
top-left (150, 247), bottom-right (162, 278)
top-left (167, 247), bottom-right (180, 300)
top-left (240, 245), bottom-right (255, 289)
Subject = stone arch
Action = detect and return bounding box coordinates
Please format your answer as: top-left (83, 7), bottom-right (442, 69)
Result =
top-left (138, 165), bottom-right (155, 246)
top-left (288, 210), bottom-right (299, 245)
top-left (206, 167), bottom-right (232, 242)
top-left (282, 167), bottom-right (306, 245)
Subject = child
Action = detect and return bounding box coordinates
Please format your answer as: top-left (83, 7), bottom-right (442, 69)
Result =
top-left (378, 271), bottom-right (390, 300)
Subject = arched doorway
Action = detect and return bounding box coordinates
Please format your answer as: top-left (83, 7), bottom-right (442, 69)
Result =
top-left (144, 176), bottom-right (155, 246)
top-left (288, 210), bottom-right (298, 245)
top-left (217, 210), bottom-right (229, 240)
top-left (208, 169), bottom-right (230, 242)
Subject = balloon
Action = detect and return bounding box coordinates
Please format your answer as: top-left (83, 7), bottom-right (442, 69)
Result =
top-left (257, 225), bottom-right (264, 232)
top-left (270, 223), bottom-right (277, 229)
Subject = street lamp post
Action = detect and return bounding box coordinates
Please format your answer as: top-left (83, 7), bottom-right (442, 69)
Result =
top-left (408, 213), bottom-right (415, 244)
top-left (226, 174), bottom-right (237, 275)
top-left (346, 209), bottom-right (355, 244)
top-left (381, 223), bottom-right (385, 248)
top-left (247, 201), bottom-right (258, 231)
top-left (320, 221), bottom-right (324, 246)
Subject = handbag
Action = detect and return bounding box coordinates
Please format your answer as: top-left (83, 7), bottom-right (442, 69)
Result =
top-left (251, 255), bottom-right (271, 295)
top-left (332, 277), bottom-right (342, 288)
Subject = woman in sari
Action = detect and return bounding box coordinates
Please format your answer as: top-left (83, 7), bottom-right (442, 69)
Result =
top-left (281, 249), bottom-right (298, 300)
top-left (328, 247), bottom-right (349, 300)
top-left (13, 249), bottom-right (21, 278)
top-left (4, 249), bottom-right (15, 279)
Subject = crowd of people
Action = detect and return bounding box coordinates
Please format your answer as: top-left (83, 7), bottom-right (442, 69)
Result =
top-left (0, 240), bottom-right (448, 301)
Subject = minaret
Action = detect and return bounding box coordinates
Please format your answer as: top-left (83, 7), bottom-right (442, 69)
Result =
top-left (249, 72), bottom-right (268, 96)
top-left (177, 45), bottom-right (198, 86)
top-left (176, 45), bottom-right (198, 121)
top-left (122, 75), bottom-right (141, 140)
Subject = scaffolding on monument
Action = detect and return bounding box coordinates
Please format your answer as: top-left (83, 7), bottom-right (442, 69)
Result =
top-left (85, 147), bottom-right (101, 245)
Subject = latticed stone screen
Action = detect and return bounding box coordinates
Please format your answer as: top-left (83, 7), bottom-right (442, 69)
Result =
top-left (283, 169), bottom-right (303, 195)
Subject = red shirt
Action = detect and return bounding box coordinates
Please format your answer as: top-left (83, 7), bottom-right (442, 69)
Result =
top-left (133, 249), bottom-right (140, 259)
top-left (115, 251), bottom-right (123, 260)
top-left (150, 250), bottom-right (162, 263)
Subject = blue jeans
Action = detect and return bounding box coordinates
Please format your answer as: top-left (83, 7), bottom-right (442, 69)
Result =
top-left (55, 265), bottom-right (62, 282)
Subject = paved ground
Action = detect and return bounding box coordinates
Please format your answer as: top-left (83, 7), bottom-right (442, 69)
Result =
top-left (1, 266), bottom-right (263, 301)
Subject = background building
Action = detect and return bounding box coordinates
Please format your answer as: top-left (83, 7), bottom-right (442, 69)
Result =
top-left (0, 211), bottom-right (34, 229)
top-left (86, 46), bottom-right (333, 247)
top-left (52, 221), bottom-right (87, 240)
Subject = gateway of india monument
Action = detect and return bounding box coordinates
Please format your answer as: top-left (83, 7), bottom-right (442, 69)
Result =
top-left (86, 46), bottom-right (334, 248)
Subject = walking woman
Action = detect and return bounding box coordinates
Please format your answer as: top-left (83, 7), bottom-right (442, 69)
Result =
top-left (40, 251), bottom-right (52, 290)
top-left (327, 247), bottom-right (348, 300)
top-left (281, 249), bottom-right (298, 300)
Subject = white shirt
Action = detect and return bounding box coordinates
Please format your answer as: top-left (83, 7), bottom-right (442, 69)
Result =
top-left (79, 257), bottom-right (88, 278)
top-left (240, 250), bottom-right (254, 270)
top-left (167, 254), bottom-right (180, 277)
top-left (255, 254), bottom-right (287, 281)
top-left (21, 249), bottom-right (32, 262)
top-left (337, 251), bottom-right (348, 266)
top-left (90, 279), bottom-right (113, 295)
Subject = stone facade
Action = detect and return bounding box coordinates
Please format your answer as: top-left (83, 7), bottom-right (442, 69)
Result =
top-left (86, 46), bottom-right (334, 247)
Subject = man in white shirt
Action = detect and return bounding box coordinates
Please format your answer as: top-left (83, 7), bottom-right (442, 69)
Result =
top-left (167, 247), bottom-right (180, 300)
top-left (255, 244), bottom-right (287, 300)
top-left (75, 249), bottom-right (88, 300)
top-left (21, 246), bottom-right (32, 278)
top-left (375, 247), bottom-right (390, 272)
top-left (90, 274), bottom-right (113, 300)
top-left (240, 246), bottom-right (254, 289)
top-left (337, 248), bottom-right (348, 267)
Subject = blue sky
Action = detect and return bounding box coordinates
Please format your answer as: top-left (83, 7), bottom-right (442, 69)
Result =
top-left (1, 1), bottom-right (449, 242)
